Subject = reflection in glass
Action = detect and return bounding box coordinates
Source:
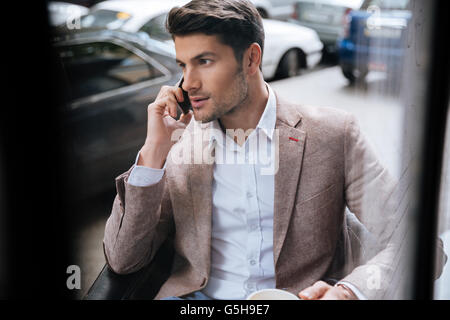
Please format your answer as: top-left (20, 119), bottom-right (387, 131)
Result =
top-left (57, 42), bottom-right (162, 100)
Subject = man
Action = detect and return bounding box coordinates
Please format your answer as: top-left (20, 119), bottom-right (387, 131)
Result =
top-left (103, 0), bottom-right (405, 300)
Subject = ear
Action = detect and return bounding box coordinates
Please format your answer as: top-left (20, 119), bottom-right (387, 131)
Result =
top-left (244, 43), bottom-right (262, 76)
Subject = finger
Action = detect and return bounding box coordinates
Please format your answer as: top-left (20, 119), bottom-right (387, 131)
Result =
top-left (171, 97), bottom-right (181, 118)
top-left (299, 281), bottom-right (331, 300)
top-left (155, 85), bottom-right (174, 101)
top-left (320, 287), bottom-right (351, 300)
top-left (152, 93), bottom-right (179, 115)
top-left (162, 86), bottom-right (184, 106)
top-left (158, 85), bottom-right (184, 102)
top-left (159, 96), bottom-right (178, 118)
top-left (163, 115), bottom-right (175, 127)
top-left (174, 87), bottom-right (184, 103)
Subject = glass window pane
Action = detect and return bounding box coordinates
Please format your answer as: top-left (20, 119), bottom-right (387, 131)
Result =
top-left (274, 0), bottom-right (440, 299)
top-left (80, 9), bottom-right (131, 30)
top-left (54, 0), bottom-right (448, 301)
top-left (57, 41), bottom-right (162, 100)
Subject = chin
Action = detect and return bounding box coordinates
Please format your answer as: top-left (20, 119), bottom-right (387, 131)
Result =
top-left (199, 117), bottom-right (215, 124)
top-left (193, 109), bottom-right (215, 123)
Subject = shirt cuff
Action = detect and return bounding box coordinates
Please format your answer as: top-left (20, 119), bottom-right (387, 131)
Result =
top-left (336, 281), bottom-right (367, 300)
top-left (127, 151), bottom-right (166, 187)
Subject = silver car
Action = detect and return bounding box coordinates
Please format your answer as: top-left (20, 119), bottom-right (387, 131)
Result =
top-left (250, 0), bottom-right (298, 20)
top-left (290, 0), bottom-right (364, 53)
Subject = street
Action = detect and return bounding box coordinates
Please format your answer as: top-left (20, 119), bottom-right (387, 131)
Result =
top-left (271, 65), bottom-right (404, 179)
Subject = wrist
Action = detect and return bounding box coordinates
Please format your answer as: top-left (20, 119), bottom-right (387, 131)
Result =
top-left (138, 143), bottom-right (169, 169)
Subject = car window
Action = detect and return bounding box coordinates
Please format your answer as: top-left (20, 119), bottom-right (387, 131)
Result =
top-left (57, 41), bottom-right (163, 101)
top-left (139, 13), bottom-right (172, 42)
top-left (80, 10), bottom-right (131, 30)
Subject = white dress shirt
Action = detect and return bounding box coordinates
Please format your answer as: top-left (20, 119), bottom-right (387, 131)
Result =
top-left (127, 84), bottom-right (366, 300)
top-left (199, 84), bottom-right (277, 299)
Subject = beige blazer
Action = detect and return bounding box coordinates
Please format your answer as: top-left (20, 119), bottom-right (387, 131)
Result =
top-left (103, 93), bottom-right (403, 299)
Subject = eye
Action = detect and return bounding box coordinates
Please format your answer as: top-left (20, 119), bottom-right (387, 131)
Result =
top-left (199, 59), bottom-right (212, 65)
top-left (177, 62), bottom-right (186, 69)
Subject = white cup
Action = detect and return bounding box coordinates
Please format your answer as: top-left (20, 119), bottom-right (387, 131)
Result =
top-left (246, 289), bottom-right (300, 300)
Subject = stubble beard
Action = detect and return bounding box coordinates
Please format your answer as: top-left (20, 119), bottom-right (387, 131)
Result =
top-left (198, 66), bottom-right (249, 123)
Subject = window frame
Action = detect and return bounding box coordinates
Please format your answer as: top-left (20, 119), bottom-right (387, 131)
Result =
top-left (410, 0), bottom-right (450, 299)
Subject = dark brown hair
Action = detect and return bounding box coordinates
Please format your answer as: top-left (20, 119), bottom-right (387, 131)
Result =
top-left (166, 0), bottom-right (264, 69)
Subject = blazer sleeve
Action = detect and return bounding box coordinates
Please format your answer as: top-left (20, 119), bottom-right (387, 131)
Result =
top-left (103, 165), bottom-right (174, 275)
top-left (340, 114), bottom-right (447, 298)
top-left (341, 113), bottom-right (410, 299)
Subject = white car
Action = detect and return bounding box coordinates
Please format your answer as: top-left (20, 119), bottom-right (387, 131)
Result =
top-left (79, 0), bottom-right (323, 79)
top-left (250, 0), bottom-right (298, 20)
top-left (48, 1), bottom-right (89, 27)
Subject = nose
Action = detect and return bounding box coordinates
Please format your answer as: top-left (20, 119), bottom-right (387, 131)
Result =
top-left (182, 68), bottom-right (201, 93)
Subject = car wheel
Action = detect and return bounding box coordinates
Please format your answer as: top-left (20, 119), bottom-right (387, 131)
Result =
top-left (276, 49), bottom-right (301, 79)
top-left (341, 66), bottom-right (368, 84)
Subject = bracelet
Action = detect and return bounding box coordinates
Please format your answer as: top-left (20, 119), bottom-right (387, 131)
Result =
top-left (335, 283), bottom-right (358, 300)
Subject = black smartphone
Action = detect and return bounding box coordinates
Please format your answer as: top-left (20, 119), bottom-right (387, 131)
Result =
top-left (177, 77), bottom-right (192, 115)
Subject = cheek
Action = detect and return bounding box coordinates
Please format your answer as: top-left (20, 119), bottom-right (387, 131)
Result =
top-left (208, 63), bottom-right (239, 88)
top-left (202, 62), bottom-right (244, 108)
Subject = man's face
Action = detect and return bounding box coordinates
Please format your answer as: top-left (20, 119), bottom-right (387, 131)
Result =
top-left (174, 33), bottom-right (249, 123)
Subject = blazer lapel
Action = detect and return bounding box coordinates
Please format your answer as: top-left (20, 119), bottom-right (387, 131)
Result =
top-left (187, 123), bottom-right (214, 277)
top-left (273, 96), bottom-right (306, 267)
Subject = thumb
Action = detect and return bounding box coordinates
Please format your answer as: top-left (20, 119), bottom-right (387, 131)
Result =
top-left (179, 110), bottom-right (193, 125)
top-left (299, 281), bottom-right (331, 300)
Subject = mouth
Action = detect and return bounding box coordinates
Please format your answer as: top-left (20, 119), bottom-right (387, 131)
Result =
top-left (190, 96), bottom-right (209, 109)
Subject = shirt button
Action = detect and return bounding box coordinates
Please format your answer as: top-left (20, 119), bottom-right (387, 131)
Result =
top-left (246, 191), bottom-right (253, 198)
top-left (249, 259), bottom-right (257, 266)
top-left (245, 282), bottom-right (256, 290)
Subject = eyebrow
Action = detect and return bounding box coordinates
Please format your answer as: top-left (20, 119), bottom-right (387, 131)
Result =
top-left (176, 51), bottom-right (218, 65)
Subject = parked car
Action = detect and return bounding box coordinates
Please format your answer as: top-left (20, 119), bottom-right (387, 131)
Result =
top-left (290, 0), bottom-right (365, 53)
top-left (52, 29), bottom-right (182, 198)
top-left (336, 0), bottom-right (411, 83)
top-left (250, 0), bottom-right (298, 20)
top-left (79, 0), bottom-right (323, 80)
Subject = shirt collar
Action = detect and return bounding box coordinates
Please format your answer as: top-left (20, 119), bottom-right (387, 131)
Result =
top-left (258, 83), bottom-right (277, 141)
top-left (208, 83), bottom-right (277, 146)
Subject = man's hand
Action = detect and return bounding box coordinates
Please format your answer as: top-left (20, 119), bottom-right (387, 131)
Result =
top-left (138, 85), bottom-right (193, 169)
top-left (298, 281), bottom-right (357, 300)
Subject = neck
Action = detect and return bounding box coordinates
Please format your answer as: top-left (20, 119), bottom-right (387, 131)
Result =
top-left (218, 76), bottom-right (269, 140)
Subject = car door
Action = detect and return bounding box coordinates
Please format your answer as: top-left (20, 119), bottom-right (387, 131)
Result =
top-left (56, 38), bottom-right (176, 197)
